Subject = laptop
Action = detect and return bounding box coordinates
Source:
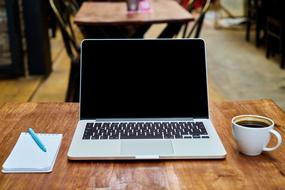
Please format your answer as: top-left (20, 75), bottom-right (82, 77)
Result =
top-left (67, 39), bottom-right (227, 160)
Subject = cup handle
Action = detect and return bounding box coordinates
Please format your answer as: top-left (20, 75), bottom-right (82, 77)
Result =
top-left (263, 129), bottom-right (282, 152)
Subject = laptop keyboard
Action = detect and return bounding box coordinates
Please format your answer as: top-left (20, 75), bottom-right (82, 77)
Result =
top-left (82, 122), bottom-right (209, 140)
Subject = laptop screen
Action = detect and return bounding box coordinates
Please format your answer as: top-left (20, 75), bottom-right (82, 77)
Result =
top-left (80, 39), bottom-right (209, 119)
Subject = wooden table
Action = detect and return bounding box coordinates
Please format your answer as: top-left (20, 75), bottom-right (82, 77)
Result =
top-left (1, 99), bottom-right (285, 189)
top-left (74, 0), bottom-right (194, 38)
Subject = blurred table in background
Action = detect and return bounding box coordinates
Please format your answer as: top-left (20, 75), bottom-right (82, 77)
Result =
top-left (74, 0), bottom-right (194, 38)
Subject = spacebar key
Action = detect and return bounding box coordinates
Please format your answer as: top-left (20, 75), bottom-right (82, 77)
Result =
top-left (120, 135), bottom-right (162, 139)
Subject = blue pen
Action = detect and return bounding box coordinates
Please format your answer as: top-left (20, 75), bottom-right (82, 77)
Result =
top-left (28, 128), bottom-right (47, 152)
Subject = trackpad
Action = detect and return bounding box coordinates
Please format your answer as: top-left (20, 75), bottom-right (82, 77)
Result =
top-left (121, 140), bottom-right (174, 155)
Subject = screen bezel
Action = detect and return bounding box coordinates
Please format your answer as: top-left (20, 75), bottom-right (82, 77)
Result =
top-left (79, 39), bottom-right (209, 120)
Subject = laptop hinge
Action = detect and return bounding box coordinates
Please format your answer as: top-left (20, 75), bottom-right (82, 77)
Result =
top-left (135, 155), bottom-right (159, 159)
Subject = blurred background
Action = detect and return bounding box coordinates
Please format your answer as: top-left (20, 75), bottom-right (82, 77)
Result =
top-left (0, 0), bottom-right (284, 110)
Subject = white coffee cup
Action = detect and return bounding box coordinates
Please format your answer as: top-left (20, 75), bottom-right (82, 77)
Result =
top-left (232, 115), bottom-right (282, 156)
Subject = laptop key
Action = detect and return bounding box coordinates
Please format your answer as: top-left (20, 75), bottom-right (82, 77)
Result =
top-left (94, 123), bottom-right (102, 127)
top-left (164, 134), bottom-right (174, 139)
top-left (83, 135), bottom-right (91, 139)
top-left (100, 135), bottom-right (108, 139)
top-left (109, 135), bottom-right (119, 139)
top-left (174, 134), bottom-right (183, 139)
top-left (86, 123), bottom-right (94, 127)
top-left (91, 135), bottom-right (100, 139)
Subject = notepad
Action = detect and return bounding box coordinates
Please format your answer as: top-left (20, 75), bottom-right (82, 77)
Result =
top-left (2, 132), bottom-right (62, 173)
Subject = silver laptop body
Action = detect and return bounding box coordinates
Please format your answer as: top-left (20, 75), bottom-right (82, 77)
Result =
top-left (68, 39), bottom-right (226, 160)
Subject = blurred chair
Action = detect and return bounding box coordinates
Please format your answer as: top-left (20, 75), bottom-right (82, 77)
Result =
top-left (265, 0), bottom-right (284, 68)
top-left (245, 0), bottom-right (265, 47)
top-left (266, 17), bottom-right (283, 65)
top-left (47, 5), bottom-right (58, 38)
top-left (182, 0), bottom-right (211, 38)
top-left (49, 0), bottom-right (81, 102)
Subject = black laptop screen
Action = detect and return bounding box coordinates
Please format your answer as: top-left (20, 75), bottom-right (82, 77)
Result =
top-left (80, 39), bottom-right (209, 119)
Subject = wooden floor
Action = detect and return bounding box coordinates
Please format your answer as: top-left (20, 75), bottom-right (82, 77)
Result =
top-left (0, 32), bottom-right (70, 105)
top-left (30, 36), bottom-right (70, 102)
top-left (0, 25), bottom-right (225, 106)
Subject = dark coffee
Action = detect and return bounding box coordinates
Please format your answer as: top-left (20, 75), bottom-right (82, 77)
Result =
top-left (236, 120), bottom-right (270, 128)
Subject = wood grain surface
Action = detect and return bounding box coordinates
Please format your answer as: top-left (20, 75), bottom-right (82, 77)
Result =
top-left (0, 99), bottom-right (285, 189)
top-left (74, 0), bottom-right (194, 26)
